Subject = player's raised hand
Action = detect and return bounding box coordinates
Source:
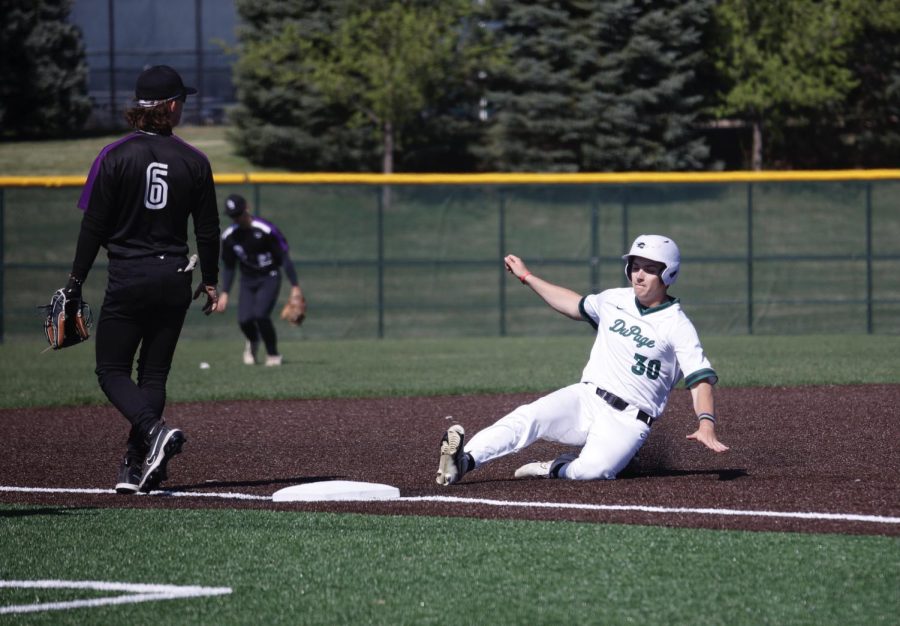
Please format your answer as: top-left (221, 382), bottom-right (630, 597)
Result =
top-left (504, 254), bottom-right (529, 281)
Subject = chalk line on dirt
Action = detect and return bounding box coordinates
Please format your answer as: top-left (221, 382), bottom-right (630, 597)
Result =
top-left (2, 484), bottom-right (898, 525)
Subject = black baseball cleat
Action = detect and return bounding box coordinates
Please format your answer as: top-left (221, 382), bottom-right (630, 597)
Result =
top-left (114, 456), bottom-right (142, 494)
top-left (138, 423), bottom-right (185, 493)
top-left (436, 424), bottom-right (466, 486)
top-left (139, 465), bottom-right (170, 493)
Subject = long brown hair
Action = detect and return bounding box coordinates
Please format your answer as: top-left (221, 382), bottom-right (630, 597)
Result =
top-left (124, 104), bottom-right (173, 134)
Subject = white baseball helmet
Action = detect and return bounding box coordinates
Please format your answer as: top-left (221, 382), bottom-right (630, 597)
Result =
top-left (622, 234), bottom-right (681, 286)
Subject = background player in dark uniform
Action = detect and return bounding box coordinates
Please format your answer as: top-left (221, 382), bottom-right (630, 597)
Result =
top-left (63, 65), bottom-right (220, 494)
top-left (216, 194), bottom-right (303, 367)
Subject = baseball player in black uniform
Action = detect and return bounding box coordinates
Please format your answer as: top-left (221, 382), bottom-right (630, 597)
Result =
top-left (64, 65), bottom-right (220, 494)
top-left (216, 194), bottom-right (303, 366)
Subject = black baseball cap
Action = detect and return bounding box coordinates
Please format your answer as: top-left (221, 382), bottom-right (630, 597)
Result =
top-left (224, 194), bottom-right (247, 218)
top-left (134, 65), bottom-right (197, 104)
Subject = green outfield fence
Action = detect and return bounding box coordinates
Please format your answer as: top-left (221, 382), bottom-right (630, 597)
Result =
top-left (1, 170), bottom-right (899, 342)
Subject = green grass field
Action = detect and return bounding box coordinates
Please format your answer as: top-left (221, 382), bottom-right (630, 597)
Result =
top-left (1, 336), bottom-right (899, 624)
top-left (1, 334), bottom-right (898, 408)
top-left (2, 506), bottom-right (896, 625)
top-left (0, 126), bottom-right (283, 176)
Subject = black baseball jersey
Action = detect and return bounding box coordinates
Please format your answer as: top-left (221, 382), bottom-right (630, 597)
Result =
top-left (72, 130), bottom-right (220, 286)
top-left (221, 217), bottom-right (297, 291)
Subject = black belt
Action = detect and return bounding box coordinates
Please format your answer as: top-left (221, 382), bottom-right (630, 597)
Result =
top-left (595, 387), bottom-right (655, 426)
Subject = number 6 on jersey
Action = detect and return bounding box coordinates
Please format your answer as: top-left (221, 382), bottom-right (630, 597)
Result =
top-left (145, 162), bottom-right (169, 209)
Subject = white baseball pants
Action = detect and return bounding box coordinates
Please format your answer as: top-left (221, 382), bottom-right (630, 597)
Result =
top-left (466, 382), bottom-right (650, 480)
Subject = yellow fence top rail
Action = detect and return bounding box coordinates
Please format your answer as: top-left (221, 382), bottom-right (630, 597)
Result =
top-left (2, 170), bottom-right (900, 188)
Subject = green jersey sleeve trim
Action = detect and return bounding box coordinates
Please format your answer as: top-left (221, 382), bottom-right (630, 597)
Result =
top-left (579, 296), bottom-right (598, 329)
top-left (685, 368), bottom-right (718, 388)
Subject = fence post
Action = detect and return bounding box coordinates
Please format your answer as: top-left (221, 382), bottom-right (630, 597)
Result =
top-left (194, 0), bottom-right (204, 125)
top-left (621, 187), bottom-right (629, 286)
top-left (377, 187), bottom-right (385, 339)
top-left (0, 188), bottom-right (4, 343)
top-left (590, 188), bottom-right (599, 294)
top-left (107, 0), bottom-right (117, 128)
top-left (746, 183), bottom-right (754, 335)
top-left (498, 190), bottom-right (507, 337)
top-left (866, 182), bottom-right (873, 334)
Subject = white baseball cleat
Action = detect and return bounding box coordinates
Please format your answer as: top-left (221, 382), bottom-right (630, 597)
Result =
top-left (436, 424), bottom-right (466, 486)
top-left (243, 341), bottom-right (258, 365)
top-left (514, 461), bottom-right (552, 479)
top-left (265, 354), bottom-right (283, 367)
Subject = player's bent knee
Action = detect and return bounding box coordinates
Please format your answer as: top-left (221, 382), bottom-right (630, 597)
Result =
top-left (561, 459), bottom-right (618, 481)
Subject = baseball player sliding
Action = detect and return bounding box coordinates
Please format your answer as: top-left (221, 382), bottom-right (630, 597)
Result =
top-left (436, 234), bottom-right (728, 485)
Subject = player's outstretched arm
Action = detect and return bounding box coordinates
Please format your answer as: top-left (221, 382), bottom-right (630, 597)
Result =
top-left (505, 254), bottom-right (582, 320)
top-left (686, 380), bottom-right (729, 452)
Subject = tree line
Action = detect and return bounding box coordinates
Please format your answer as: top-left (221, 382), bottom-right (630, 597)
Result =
top-left (4, 0), bottom-right (898, 171)
top-left (232, 0), bottom-right (900, 171)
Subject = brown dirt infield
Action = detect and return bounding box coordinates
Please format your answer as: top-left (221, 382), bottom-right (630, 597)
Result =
top-left (1, 385), bottom-right (898, 536)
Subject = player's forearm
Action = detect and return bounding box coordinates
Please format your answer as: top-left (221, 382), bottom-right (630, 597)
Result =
top-left (220, 264), bottom-right (236, 293)
top-left (521, 274), bottom-right (583, 320)
top-left (197, 244), bottom-right (219, 286)
top-left (690, 381), bottom-right (715, 417)
top-left (70, 214), bottom-right (105, 282)
top-left (282, 252), bottom-right (299, 286)
top-left (193, 178), bottom-right (220, 285)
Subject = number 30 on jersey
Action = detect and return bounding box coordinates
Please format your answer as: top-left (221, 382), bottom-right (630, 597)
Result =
top-left (145, 162), bottom-right (169, 209)
top-left (632, 353), bottom-right (661, 380)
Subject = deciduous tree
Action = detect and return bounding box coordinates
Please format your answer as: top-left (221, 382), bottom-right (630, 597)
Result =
top-left (231, 0), bottom-right (496, 173)
top-left (711, 0), bottom-right (858, 169)
top-left (230, 0), bottom-right (373, 170)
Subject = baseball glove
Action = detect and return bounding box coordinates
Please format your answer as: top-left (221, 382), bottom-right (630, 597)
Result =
top-left (39, 288), bottom-right (93, 350)
top-left (280, 293), bottom-right (307, 327)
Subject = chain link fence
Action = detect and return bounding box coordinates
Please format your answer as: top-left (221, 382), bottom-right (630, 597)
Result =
top-left (2, 172), bottom-right (899, 342)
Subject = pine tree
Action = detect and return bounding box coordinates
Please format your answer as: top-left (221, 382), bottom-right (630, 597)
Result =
top-left (0, 0), bottom-right (91, 137)
top-left (843, 0), bottom-right (900, 167)
top-left (476, 1), bottom-right (713, 172)
top-left (475, 1), bottom-right (595, 172)
top-left (582, 0), bottom-right (713, 171)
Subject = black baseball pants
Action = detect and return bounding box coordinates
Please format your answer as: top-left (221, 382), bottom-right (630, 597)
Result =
top-left (237, 270), bottom-right (281, 356)
top-left (94, 255), bottom-right (192, 458)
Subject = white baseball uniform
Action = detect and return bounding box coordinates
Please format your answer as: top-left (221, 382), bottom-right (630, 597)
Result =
top-left (465, 287), bottom-right (717, 480)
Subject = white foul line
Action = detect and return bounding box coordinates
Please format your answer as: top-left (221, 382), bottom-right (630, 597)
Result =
top-left (0, 580), bottom-right (231, 615)
top-left (0, 485), bottom-right (269, 501)
top-left (2, 485), bottom-right (898, 525)
top-left (403, 495), bottom-right (900, 525)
